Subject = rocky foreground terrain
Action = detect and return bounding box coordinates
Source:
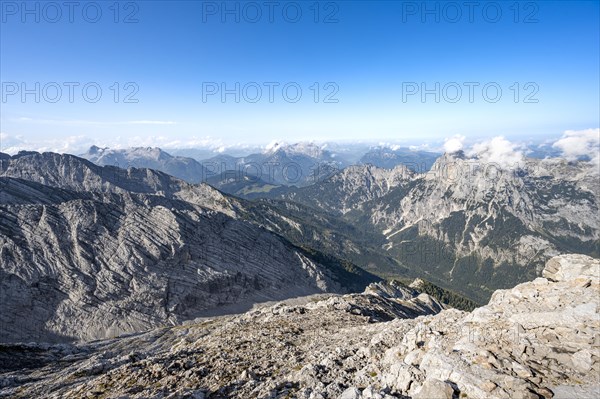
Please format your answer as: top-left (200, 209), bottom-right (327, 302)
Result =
top-left (1, 254), bottom-right (598, 398)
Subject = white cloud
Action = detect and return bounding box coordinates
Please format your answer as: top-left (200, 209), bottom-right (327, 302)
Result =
top-left (373, 142), bottom-right (408, 151)
top-left (0, 135), bottom-right (292, 161)
top-left (552, 128), bottom-right (599, 165)
top-left (408, 143), bottom-right (432, 151)
top-left (0, 132), bottom-right (256, 157)
top-left (0, 133), bottom-right (28, 153)
top-left (466, 136), bottom-right (524, 169)
top-left (0, 133), bottom-right (96, 155)
top-left (264, 140), bottom-right (286, 153)
top-left (443, 135), bottom-right (465, 153)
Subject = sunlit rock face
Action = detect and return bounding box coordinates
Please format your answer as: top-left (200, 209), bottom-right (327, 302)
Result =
top-left (0, 151), bottom-right (372, 343)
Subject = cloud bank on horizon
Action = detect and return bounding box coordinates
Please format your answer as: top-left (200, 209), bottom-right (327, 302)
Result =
top-left (552, 128), bottom-right (600, 166)
top-left (467, 136), bottom-right (526, 169)
top-left (1, 129), bottom-right (598, 168)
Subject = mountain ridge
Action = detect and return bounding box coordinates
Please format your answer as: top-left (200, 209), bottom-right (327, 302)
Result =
top-left (0, 151), bottom-right (378, 343)
top-left (253, 152), bottom-right (600, 302)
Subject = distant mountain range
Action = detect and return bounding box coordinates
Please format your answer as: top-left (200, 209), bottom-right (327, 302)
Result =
top-left (2, 144), bottom-right (598, 344)
top-left (81, 146), bottom-right (207, 183)
top-left (202, 142), bottom-right (343, 187)
top-left (360, 146), bottom-right (440, 171)
top-left (79, 143), bottom-right (442, 198)
top-left (78, 144), bottom-right (600, 302)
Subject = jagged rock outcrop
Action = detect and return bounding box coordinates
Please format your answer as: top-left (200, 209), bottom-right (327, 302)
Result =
top-left (542, 253), bottom-right (600, 281)
top-left (372, 254), bottom-right (600, 399)
top-left (369, 154), bottom-right (599, 301)
top-left (1, 254), bottom-right (597, 398)
top-left (0, 150), bottom-right (236, 215)
top-left (0, 152), bottom-right (376, 343)
top-left (271, 164), bottom-right (414, 215)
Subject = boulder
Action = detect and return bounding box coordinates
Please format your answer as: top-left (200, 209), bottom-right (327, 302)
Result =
top-left (542, 254), bottom-right (600, 282)
top-left (413, 378), bottom-right (455, 399)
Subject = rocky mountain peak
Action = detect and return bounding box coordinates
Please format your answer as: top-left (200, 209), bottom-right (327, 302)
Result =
top-left (83, 146), bottom-right (172, 162)
top-left (131, 146), bottom-right (171, 160)
top-left (86, 145), bottom-right (103, 155)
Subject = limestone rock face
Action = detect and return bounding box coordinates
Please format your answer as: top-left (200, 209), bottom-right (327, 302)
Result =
top-left (269, 163), bottom-right (414, 215)
top-left (542, 254), bottom-right (600, 282)
top-left (0, 150), bottom-right (237, 216)
top-left (1, 254), bottom-right (598, 399)
top-left (0, 152), bottom-right (374, 343)
top-left (413, 379), bottom-right (455, 399)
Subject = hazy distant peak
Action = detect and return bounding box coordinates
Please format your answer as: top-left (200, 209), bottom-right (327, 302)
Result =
top-left (87, 145), bottom-right (104, 154)
top-left (80, 146), bottom-right (206, 183)
top-left (286, 142), bottom-right (328, 157)
top-left (264, 141), bottom-right (329, 159)
top-left (264, 141), bottom-right (287, 154)
top-left (360, 146), bottom-right (440, 171)
top-left (84, 146), bottom-right (171, 161)
top-left (127, 146), bottom-right (172, 160)
top-left (83, 145), bottom-right (108, 155)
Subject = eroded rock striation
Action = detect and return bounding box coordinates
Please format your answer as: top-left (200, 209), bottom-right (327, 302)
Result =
top-left (0, 152), bottom-right (376, 343)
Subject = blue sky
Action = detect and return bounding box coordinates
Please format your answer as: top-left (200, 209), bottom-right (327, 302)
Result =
top-left (1, 0), bottom-right (599, 152)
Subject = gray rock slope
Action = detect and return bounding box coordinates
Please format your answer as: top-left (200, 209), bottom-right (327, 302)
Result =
top-left (0, 254), bottom-right (597, 399)
top-left (0, 152), bottom-right (375, 343)
top-left (1, 150), bottom-right (229, 209)
top-left (272, 164), bottom-right (414, 216)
